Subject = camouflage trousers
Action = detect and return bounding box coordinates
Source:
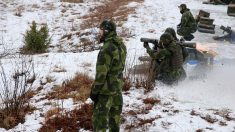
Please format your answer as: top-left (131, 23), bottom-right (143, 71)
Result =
top-left (92, 94), bottom-right (123, 132)
top-left (177, 25), bottom-right (197, 37)
top-left (157, 67), bottom-right (186, 85)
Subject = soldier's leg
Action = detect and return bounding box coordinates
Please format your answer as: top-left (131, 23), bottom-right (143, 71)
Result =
top-left (92, 95), bottom-right (112, 132)
top-left (108, 94), bottom-right (123, 132)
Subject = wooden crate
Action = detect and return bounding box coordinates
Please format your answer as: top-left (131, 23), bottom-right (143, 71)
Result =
top-left (198, 22), bottom-right (215, 29)
top-left (198, 27), bottom-right (215, 34)
top-left (199, 17), bottom-right (214, 25)
top-left (199, 10), bottom-right (210, 17)
top-left (227, 4), bottom-right (235, 16)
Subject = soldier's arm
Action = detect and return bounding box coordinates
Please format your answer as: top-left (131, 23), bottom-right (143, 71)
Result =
top-left (181, 13), bottom-right (189, 27)
top-left (146, 47), bottom-right (171, 60)
top-left (146, 47), bottom-right (156, 58)
top-left (92, 47), bottom-right (112, 94)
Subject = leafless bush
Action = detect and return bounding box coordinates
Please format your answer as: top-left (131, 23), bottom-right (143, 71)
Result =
top-left (0, 38), bottom-right (11, 59)
top-left (0, 55), bottom-right (35, 129)
top-left (123, 54), bottom-right (155, 92)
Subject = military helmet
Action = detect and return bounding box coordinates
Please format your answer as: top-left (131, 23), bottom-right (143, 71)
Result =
top-left (160, 33), bottom-right (173, 47)
top-left (100, 20), bottom-right (116, 32)
top-left (165, 27), bottom-right (178, 41)
top-left (178, 4), bottom-right (187, 10)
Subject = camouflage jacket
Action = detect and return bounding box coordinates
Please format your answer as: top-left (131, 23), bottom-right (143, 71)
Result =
top-left (92, 32), bottom-right (127, 95)
top-left (146, 41), bottom-right (183, 74)
top-left (181, 10), bottom-right (197, 30)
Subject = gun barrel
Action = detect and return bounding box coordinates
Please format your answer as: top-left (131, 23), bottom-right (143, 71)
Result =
top-left (180, 42), bottom-right (197, 48)
top-left (140, 38), bottom-right (158, 44)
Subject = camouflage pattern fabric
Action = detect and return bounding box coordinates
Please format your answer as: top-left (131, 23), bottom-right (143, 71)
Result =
top-left (92, 94), bottom-right (123, 132)
top-left (177, 9), bottom-right (197, 37)
top-left (164, 28), bottom-right (189, 61)
top-left (91, 31), bottom-right (127, 132)
top-left (91, 31), bottom-right (127, 95)
top-left (146, 41), bottom-right (185, 84)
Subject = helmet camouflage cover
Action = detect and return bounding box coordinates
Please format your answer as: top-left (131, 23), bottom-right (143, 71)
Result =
top-left (160, 33), bottom-right (173, 47)
top-left (165, 27), bottom-right (177, 40)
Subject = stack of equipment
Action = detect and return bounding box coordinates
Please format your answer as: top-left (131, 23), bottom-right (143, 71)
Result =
top-left (227, 1), bottom-right (235, 16)
top-left (196, 10), bottom-right (215, 34)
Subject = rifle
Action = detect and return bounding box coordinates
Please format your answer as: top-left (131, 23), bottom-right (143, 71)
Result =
top-left (220, 25), bottom-right (232, 34)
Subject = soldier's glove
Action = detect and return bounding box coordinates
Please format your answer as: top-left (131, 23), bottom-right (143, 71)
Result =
top-left (90, 84), bottom-right (102, 103)
top-left (90, 91), bottom-right (98, 103)
top-left (143, 42), bottom-right (149, 48)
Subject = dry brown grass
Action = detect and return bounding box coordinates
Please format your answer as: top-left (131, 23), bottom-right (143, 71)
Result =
top-left (45, 73), bottom-right (93, 102)
top-left (143, 98), bottom-right (161, 105)
top-left (45, 107), bottom-right (62, 119)
top-left (62, 0), bottom-right (83, 3)
top-left (0, 105), bottom-right (36, 130)
top-left (80, 0), bottom-right (143, 30)
top-left (124, 116), bottom-right (161, 130)
top-left (39, 103), bottom-right (93, 132)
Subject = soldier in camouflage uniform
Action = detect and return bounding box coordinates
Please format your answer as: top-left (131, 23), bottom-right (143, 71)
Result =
top-left (144, 33), bottom-right (185, 85)
top-left (90, 20), bottom-right (127, 132)
top-left (177, 4), bottom-right (197, 41)
top-left (165, 27), bottom-right (188, 62)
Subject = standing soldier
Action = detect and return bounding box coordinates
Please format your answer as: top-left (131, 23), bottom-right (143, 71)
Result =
top-left (144, 33), bottom-right (185, 85)
top-left (90, 20), bottom-right (127, 132)
top-left (177, 4), bottom-right (197, 41)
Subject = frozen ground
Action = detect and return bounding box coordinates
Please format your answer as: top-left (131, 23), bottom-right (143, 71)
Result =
top-left (0, 0), bottom-right (235, 131)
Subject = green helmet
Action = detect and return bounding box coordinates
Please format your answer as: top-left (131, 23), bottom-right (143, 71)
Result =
top-left (100, 20), bottom-right (116, 32)
top-left (165, 27), bottom-right (178, 41)
top-left (160, 33), bottom-right (173, 47)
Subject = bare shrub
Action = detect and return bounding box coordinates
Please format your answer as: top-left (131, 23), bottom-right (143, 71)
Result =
top-left (45, 73), bottom-right (93, 102)
top-left (0, 55), bottom-right (36, 129)
top-left (39, 103), bottom-right (93, 132)
top-left (123, 55), bottom-right (155, 92)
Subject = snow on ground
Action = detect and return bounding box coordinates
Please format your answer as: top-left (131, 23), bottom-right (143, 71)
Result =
top-left (0, 0), bottom-right (235, 131)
